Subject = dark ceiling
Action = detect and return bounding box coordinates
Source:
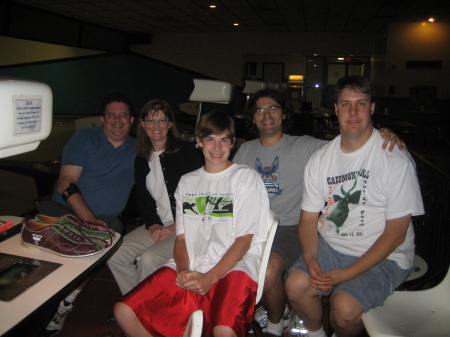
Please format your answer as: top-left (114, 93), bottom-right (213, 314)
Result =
top-left (10, 0), bottom-right (450, 35)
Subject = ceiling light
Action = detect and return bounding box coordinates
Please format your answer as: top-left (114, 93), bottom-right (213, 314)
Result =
top-left (233, 23), bottom-right (239, 26)
top-left (337, 57), bottom-right (344, 61)
top-left (210, 5), bottom-right (216, 8)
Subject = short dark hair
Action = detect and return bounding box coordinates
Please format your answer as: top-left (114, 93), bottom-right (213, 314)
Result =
top-left (136, 99), bottom-right (182, 158)
top-left (101, 92), bottom-right (133, 115)
top-left (245, 89), bottom-right (291, 137)
top-left (196, 110), bottom-right (235, 143)
top-left (333, 76), bottom-right (374, 103)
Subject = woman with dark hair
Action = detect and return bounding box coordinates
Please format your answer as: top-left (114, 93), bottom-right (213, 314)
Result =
top-left (108, 99), bottom-right (203, 295)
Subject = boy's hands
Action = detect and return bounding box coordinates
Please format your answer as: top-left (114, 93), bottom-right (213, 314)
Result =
top-left (176, 268), bottom-right (192, 288)
top-left (174, 234), bottom-right (253, 295)
top-left (177, 271), bottom-right (217, 295)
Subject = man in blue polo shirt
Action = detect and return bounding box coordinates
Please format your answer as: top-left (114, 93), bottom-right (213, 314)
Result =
top-left (39, 92), bottom-right (136, 234)
top-left (37, 92), bottom-right (136, 336)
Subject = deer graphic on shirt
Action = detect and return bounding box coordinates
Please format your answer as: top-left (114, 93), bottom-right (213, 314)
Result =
top-left (326, 179), bottom-right (361, 234)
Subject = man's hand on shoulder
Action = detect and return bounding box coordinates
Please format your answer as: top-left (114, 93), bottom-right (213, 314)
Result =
top-left (379, 128), bottom-right (407, 152)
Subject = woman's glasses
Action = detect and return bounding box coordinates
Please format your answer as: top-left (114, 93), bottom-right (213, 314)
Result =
top-left (143, 119), bottom-right (170, 127)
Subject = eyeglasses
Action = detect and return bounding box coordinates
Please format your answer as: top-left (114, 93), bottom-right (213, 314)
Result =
top-left (143, 119), bottom-right (170, 127)
top-left (254, 105), bottom-right (281, 115)
top-left (104, 112), bottom-right (130, 120)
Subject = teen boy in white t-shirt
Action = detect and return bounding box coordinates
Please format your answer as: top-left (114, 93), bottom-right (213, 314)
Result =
top-left (114, 110), bottom-right (270, 337)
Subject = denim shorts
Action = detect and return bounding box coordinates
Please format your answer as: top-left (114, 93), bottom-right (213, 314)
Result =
top-left (290, 236), bottom-right (413, 312)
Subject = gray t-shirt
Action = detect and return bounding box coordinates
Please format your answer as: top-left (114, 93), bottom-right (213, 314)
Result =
top-left (233, 134), bottom-right (327, 227)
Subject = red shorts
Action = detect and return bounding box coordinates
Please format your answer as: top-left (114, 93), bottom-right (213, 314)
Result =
top-left (122, 267), bottom-right (257, 337)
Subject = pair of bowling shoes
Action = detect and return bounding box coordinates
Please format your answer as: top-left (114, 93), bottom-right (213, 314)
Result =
top-left (21, 214), bottom-right (116, 257)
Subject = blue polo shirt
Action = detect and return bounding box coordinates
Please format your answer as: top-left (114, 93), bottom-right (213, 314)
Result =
top-left (52, 126), bottom-right (136, 216)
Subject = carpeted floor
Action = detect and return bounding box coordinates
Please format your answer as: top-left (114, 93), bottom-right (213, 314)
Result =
top-left (56, 262), bottom-right (124, 337)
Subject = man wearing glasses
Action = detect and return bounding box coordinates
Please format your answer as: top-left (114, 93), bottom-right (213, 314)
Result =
top-left (38, 92), bottom-right (136, 235)
top-left (233, 89), bottom-right (329, 336)
top-left (37, 92), bottom-right (136, 336)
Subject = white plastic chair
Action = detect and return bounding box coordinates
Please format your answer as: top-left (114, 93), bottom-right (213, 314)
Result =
top-left (362, 266), bottom-right (450, 337)
top-left (251, 210), bottom-right (279, 336)
top-left (183, 309), bottom-right (203, 337)
top-left (256, 210), bottom-right (279, 303)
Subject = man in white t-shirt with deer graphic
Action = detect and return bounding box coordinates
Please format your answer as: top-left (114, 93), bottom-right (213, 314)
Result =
top-left (285, 76), bottom-right (424, 337)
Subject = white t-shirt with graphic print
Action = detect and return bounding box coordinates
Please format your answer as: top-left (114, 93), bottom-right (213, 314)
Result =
top-left (165, 163), bottom-right (270, 282)
top-left (302, 129), bottom-right (424, 269)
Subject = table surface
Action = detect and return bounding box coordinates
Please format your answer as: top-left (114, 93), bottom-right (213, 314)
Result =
top-left (0, 216), bottom-right (121, 336)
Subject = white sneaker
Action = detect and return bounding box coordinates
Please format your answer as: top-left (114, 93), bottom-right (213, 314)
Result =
top-left (287, 312), bottom-right (309, 336)
top-left (282, 305), bottom-right (292, 328)
top-left (248, 306), bottom-right (268, 334)
top-left (42, 301), bottom-right (73, 336)
top-left (249, 305), bottom-right (291, 334)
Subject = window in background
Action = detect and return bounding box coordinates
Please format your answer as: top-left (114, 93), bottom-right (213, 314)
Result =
top-left (325, 56), bottom-right (370, 107)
